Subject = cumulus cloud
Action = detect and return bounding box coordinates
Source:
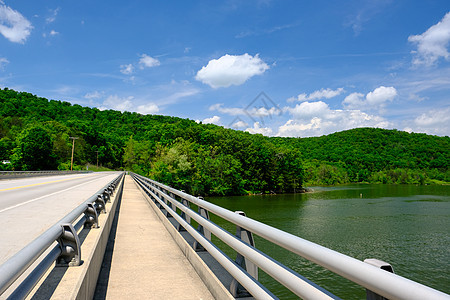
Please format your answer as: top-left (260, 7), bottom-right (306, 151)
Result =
top-left (93, 92), bottom-right (159, 115)
top-left (288, 87), bottom-right (345, 102)
top-left (408, 12), bottom-right (450, 66)
top-left (137, 103), bottom-right (159, 115)
top-left (0, 3), bottom-right (33, 43)
top-left (202, 115), bottom-right (221, 125)
top-left (245, 122), bottom-right (273, 136)
top-left (196, 53), bottom-right (269, 88)
top-left (119, 54), bottom-right (160, 77)
top-left (343, 86), bottom-right (397, 110)
top-left (139, 54), bottom-right (160, 69)
top-left (120, 64), bottom-right (134, 75)
top-left (404, 107), bottom-right (450, 136)
top-left (230, 119), bottom-right (249, 129)
top-left (100, 95), bottom-right (134, 112)
top-left (278, 101), bottom-right (391, 137)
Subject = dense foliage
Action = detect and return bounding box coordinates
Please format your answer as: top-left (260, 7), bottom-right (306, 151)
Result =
top-left (0, 88), bottom-right (448, 195)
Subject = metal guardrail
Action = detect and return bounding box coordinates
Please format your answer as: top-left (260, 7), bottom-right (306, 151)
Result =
top-left (0, 170), bottom-right (93, 179)
top-left (131, 173), bottom-right (450, 300)
top-left (0, 172), bottom-right (124, 299)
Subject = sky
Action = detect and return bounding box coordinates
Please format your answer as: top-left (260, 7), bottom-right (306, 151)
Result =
top-left (0, 0), bottom-right (449, 138)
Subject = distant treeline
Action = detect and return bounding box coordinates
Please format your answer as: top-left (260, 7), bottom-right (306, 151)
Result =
top-left (0, 88), bottom-right (448, 195)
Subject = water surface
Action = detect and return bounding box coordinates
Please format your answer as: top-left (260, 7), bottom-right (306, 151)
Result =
top-left (207, 184), bottom-right (450, 299)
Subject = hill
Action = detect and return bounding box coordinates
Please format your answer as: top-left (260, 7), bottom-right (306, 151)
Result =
top-left (0, 88), bottom-right (448, 195)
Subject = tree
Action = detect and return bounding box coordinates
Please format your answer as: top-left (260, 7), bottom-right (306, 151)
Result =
top-left (11, 126), bottom-right (57, 170)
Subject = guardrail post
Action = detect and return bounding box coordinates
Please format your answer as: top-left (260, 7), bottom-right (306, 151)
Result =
top-left (56, 224), bottom-right (81, 267)
top-left (364, 259), bottom-right (394, 300)
top-left (95, 194), bottom-right (107, 214)
top-left (177, 199), bottom-right (191, 232)
top-left (158, 189), bottom-right (173, 218)
top-left (193, 205), bottom-right (211, 252)
top-left (230, 211), bottom-right (258, 297)
top-left (103, 188), bottom-right (111, 203)
top-left (84, 203), bottom-right (99, 228)
top-left (168, 192), bottom-right (175, 212)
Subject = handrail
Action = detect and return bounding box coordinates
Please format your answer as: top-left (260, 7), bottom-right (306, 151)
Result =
top-left (0, 172), bottom-right (124, 297)
top-left (132, 173), bottom-right (337, 299)
top-left (131, 173), bottom-right (450, 300)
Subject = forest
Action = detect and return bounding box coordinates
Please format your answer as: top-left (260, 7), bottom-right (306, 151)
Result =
top-left (0, 88), bottom-right (448, 195)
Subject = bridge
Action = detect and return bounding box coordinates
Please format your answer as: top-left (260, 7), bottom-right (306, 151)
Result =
top-left (0, 171), bottom-right (448, 299)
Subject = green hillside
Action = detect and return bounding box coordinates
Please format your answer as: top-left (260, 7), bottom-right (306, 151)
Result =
top-left (0, 88), bottom-right (448, 195)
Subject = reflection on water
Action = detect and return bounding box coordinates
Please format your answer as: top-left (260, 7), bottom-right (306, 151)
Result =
top-left (207, 184), bottom-right (450, 299)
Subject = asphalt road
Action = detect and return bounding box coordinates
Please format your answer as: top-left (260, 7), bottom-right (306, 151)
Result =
top-left (0, 172), bottom-right (122, 265)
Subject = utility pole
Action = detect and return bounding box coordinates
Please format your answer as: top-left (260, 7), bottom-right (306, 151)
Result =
top-left (95, 150), bottom-right (99, 168)
top-left (70, 137), bottom-right (79, 171)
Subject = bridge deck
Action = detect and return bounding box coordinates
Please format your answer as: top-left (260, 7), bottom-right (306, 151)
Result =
top-left (94, 175), bottom-right (214, 299)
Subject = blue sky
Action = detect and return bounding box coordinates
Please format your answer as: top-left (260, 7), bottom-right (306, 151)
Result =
top-left (1, 0), bottom-right (449, 137)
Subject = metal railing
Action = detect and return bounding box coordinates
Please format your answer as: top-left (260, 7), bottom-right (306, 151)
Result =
top-left (0, 170), bottom-right (92, 179)
top-left (131, 173), bottom-right (450, 300)
top-left (0, 172), bottom-right (124, 299)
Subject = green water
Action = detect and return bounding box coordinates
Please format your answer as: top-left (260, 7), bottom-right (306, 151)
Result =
top-left (206, 184), bottom-right (450, 299)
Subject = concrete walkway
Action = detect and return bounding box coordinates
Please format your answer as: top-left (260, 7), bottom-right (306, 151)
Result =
top-left (96, 176), bottom-right (214, 299)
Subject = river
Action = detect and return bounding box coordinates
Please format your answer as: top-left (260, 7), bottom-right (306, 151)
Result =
top-left (207, 184), bottom-right (450, 299)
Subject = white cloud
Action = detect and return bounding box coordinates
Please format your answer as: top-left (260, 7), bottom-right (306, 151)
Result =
top-left (245, 122), bottom-right (273, 136)
top-left (279, 101), bottom-right (391, 137)
top-left (366, 86), bottom-right (397, 105)
top-left (0, 57), bottom-right (9, 70)
top-left (202, 115), bottom-right (221, 125)
top-left (46, 8), bottom-right (60, 24)
top-left (139, 54), bottom-right (160, 69)
top-left (137, 103), bottom-right (159, 115)
top-left (196, 53), bottom-right (269, 88)
top-left (209, 103), bottom-right (281, 120)
top-left (343, 86), bottom-right (397, 110)
top-left (288, 87), bottom-right (345, 102)
top-left (101, 95), bottom-right (134, 112)
top-left (209, 103), bottom-right (245, 116)
top-left (404, 107), bottom-right (450, 136)
top-left (408, 12), bottom-right (450, 66)
top-left (84, 91), bottom-right (103, 99)
top-left (44, 29), bottom-right (59, 38)
top-left (0, 3), bottom-right (33, 43)
top-left (158, 89), bottom-right (199, 106)
top-left (120, 64), bottom-right (134, 75)
top-left (231, 119), bottom-right (249, 129)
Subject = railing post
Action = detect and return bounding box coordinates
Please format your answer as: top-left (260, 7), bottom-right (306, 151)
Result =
top-left (193, 203), bottom-right (211, 252)
top-left (364, 259), bottom-right (394, 300)
top-left (103, 188), bottom-right (111, 203)
top-left (177, 199), bottom-right (191, 232)
top-left (230, 211), bottom-right (258, 297)
top-left (84, 203), bottom-right (99, 228)
top-left (56, 224), bottom-right (81, 267)
top-left (95, 194), bottom-right (107, 214)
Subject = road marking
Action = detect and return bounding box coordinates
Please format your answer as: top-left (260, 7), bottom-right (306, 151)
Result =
top-left (0, 176), bottom-right (87, 192)
top-left (0, 175), bottom-right (109, 213)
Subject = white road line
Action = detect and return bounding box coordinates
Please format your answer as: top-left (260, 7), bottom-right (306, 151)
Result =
top-left (0, 175), bottom-right (111, 213)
